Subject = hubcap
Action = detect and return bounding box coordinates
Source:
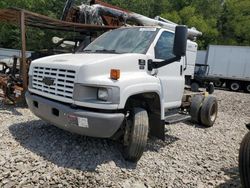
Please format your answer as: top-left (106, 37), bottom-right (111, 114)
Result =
top-left (231, 83), bottom-right (240, 91)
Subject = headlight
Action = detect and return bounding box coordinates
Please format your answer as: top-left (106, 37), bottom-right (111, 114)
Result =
top-left (97, 88), bottom-right (109, 101)
top-left (73, 84), bottom-right (120, 104)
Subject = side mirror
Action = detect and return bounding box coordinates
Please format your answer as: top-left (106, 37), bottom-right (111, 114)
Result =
top-left (148, 25), bottom-right (188, 70)
top-left (173, 25), bottom-right (188, 57)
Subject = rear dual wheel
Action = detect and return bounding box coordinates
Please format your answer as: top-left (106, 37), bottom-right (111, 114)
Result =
top-left (214, 80), bottom-right (223, 87)
top-left (228, 81), bottom-right (250, 93)
top-left (190, 96), bottom-right (218, 127)
top-left (229, 81), bottom-right (241, 91)
top-left (200, 96), bottom-right (218, 127)
top-left (245, 83), bottom-right (250, 93)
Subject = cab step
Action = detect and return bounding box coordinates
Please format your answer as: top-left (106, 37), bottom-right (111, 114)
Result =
top-left (165, 113), bottom-right (191, 124)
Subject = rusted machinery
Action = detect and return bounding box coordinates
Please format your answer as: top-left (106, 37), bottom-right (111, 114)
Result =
top-left (0, 57), bottom-right (27, 103)
top-left (62, 0), bottom-right (201, 38)
top-left (0, 2), bottom-right (118, 104)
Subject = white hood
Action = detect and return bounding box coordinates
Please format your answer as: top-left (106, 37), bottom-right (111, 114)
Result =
top-left (29, 53), bottom-right (149, 82)
top-left (31, 53), bottom-right (121, 68)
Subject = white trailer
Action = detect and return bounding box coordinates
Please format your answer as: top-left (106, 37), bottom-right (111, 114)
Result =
top-left (193, 45), bottom-right (250, 93)
top-left (0, 48), bottom-right (31, 61)
top-left (0, 48), bottom-right (32, 70)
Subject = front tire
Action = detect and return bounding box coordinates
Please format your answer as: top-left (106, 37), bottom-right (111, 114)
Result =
top-left (123, 108), bottom-right (149, 162)
top-left (200, 96), bottom-right (218, 127)
top-left (239, 131), bottom-right (250, 187)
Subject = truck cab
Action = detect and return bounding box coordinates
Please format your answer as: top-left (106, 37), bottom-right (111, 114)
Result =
top-left (26, 26), bottom-right (218, 161)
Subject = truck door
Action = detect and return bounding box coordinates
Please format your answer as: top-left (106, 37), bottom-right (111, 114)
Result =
top-left (153, 31), bottom-right (185, 109)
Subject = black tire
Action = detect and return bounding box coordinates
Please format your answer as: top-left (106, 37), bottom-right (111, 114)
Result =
top-left (239, 131), bottom-right (250, 187)
top-left (229, 81), bottom-right (241, 91)
top-left (123, 108), bottom-right (149, 162)
top-left (206, 83), bottom-right (215, 94)
top-left (190, 95), bottom-right (204, 123)
top-left (214, 81), bottom-right (223, 87)
top-left (247, 123), bottom-right (250, 130)
top-left (200, 96), bottom-right (218, 127)
top-left (245, 83), bottom-right (250, 93)
top-left (191, 82), bottom-right (199, 92)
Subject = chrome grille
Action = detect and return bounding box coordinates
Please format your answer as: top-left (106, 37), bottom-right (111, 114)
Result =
top-left (32, 67), bottom-right (76, 99)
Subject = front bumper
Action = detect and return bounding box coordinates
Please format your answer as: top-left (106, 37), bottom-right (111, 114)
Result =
top-left (25, 92), bottom-right (125, 138)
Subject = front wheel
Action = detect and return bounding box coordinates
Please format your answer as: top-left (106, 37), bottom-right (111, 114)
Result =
top-left (123, 108), bottom-right (149, 162)
top-left (239, 131), bottom-right (250, 187)
top-left (190, 95), bottom-right (204, 123)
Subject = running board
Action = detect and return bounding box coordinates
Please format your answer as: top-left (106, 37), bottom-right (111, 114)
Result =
top-left (165, 114), bottom-right (191, 124)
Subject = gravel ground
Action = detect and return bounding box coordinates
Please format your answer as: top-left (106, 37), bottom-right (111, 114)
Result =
top-left (0, 90), bottom-right (249, 188)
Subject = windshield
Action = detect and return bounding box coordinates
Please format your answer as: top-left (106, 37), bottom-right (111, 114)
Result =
top-left (83, 28), bottom-right (159, 54)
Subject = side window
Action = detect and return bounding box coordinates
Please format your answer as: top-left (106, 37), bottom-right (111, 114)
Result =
top-left (155, 31), bottom-right (175, 60)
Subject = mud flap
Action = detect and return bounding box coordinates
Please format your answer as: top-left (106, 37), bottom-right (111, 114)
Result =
top-left (149, 113), bottom-right (165, 141)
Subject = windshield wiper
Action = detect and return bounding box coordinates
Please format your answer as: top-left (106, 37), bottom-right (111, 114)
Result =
top-left (95, 49), bottom-right (120, 54)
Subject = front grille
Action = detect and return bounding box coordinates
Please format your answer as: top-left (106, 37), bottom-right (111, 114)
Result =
top-left (32, 67), bottom-right (76, 99)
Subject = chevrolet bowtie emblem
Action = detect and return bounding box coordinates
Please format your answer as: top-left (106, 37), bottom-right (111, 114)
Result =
top-left (42, 77), bottom-right (55, 86)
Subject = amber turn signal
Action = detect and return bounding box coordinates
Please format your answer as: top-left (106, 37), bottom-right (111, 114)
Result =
top-left (110, 69), bottom-right (120, 80)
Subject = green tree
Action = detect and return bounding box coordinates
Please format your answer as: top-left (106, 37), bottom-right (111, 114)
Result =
top-left (0, 0), bottom-right (249, 51)
top-left (220, 0), bottom-right (250, 45)
top-left (0, 0), bottom-right (68, 50)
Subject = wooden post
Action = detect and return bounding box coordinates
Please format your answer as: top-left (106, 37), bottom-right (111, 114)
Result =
top-left (20, 10), bottom-right (27, 93)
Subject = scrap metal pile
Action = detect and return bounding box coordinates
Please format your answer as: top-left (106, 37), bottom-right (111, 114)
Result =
top-left (62, 0), bottom-right (202, 39)
top-left (0, 57), bottom-right (26, 103)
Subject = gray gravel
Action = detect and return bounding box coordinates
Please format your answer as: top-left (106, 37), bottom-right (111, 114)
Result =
top-left (0, 90), bottom-right (250, 188)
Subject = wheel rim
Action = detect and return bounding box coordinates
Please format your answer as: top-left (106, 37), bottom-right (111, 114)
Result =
top-left (209, 103), bottom-right (217, 122)
top-left (231, 83), bottom-right (240, 91)
top-left (247, 85), bottom-right (250, 92)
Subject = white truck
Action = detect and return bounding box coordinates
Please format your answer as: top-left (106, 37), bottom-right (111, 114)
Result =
top-left (26, 26), bottom-right (218, 162)
top-left (193, 45), bottom-right (250, 93)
